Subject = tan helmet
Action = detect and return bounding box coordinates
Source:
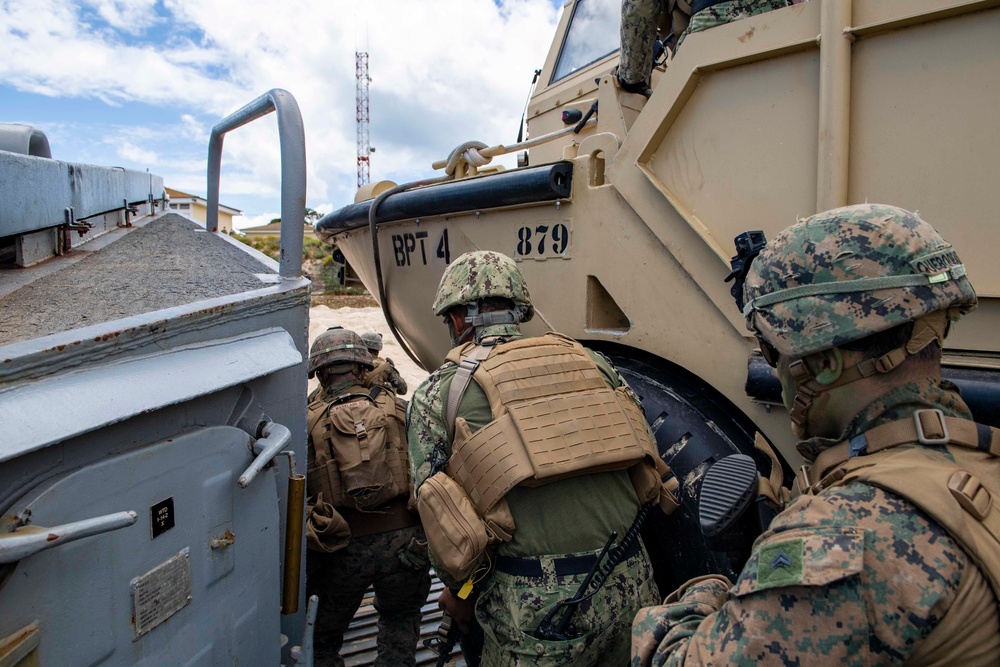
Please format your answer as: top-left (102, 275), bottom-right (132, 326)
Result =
top-left (308, 327), bottom-right (374, 378)
top-left (431, 250), bottom-right (534, 322)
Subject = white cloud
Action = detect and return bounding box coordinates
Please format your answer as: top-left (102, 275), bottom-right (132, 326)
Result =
top-left (1, 0), bottom-right (564, 218)
top-left (117, 140), bottom-right (158, 164)
top-left (86, 0), bottom-right (161, 34)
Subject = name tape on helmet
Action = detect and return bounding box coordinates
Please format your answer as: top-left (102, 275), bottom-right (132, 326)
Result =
top-left (310, 342), bottom-right (364, 358)
top-left (911, 248), bottom-right (962, 276)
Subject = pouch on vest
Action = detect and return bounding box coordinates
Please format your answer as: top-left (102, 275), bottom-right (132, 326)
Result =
top-left (326, 396), bottom-right (403, 511)
top-left (305, 493), bottom-right (351, 553)
top-left (453, 415), bottom-right (516, 542)
top-left (417, 471), bottom-right (490, 582)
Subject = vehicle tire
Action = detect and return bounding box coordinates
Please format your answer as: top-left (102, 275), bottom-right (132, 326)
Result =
top-left (591, 345), bottom-right (784, 596)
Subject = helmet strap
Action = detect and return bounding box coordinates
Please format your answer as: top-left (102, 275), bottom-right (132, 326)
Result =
top-left (451, 302), bottom-right (527, 347)
top-left (447, 313), bottom-right (475, 348)
top-left (906, 311), bottom-right (948, 356)
top-left (786, 339), bottom-right (916, 436)
top-left (463, 303), bottom-right (528, 328)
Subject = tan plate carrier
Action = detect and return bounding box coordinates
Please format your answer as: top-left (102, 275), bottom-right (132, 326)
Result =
top-left (800, 409), bottom-right (1000, 654)
top-left (442, 333), bottom-right (678, 542)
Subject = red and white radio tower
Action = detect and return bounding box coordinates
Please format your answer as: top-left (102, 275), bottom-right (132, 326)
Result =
top-left (356, 51), bottom-right (371, 187)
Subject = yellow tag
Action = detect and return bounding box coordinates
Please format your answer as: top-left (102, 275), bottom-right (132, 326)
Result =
top-left (457, 578), bottom-right (474, 600)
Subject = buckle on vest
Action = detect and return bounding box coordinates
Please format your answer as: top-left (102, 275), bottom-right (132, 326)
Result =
top-left (355, 421), bottom-right (368, 440)
top-left (914, 409), bottom-right (949, 445)
top-left (948, 470), bottom-right (992, 520)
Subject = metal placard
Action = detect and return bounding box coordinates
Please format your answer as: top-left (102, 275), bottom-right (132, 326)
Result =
top-left (130, 547), bottom-right (191, 639)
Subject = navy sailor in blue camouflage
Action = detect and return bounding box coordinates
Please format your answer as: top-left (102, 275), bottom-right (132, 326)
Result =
top-left (409, 251), bottom-right (673, 667)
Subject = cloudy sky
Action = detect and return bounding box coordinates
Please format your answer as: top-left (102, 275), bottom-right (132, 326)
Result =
top-left (2, 0), bottom-right (565, 227)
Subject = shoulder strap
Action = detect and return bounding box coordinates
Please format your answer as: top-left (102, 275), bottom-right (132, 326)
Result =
top-left (445, 345), bottom-right (493, 439)
top-left (835, 444), bottom-right (1000, 605)
top-left (306, 397), bottom-right (330, 433)
top-left (802, 410), bottom-right (1000, 493)
top-left (365, 359), bottom-right (392, 384)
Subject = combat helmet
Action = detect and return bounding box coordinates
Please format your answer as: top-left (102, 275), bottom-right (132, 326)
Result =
top-left (740, 204), bottom-right (977, 435)
top-left (361, 331), bottom-right (383, 354)
top-left (308, 327), bottom-right (374, 379)
top-left (432, 250), bottom-right (535, 325)
top-left (743, 204), bottom-right (976, 358)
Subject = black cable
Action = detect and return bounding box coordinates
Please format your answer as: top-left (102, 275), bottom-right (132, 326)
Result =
top-left (516, 69), bottom-right (543, 143)
top-left (368, 180), bottom-right (440, 367)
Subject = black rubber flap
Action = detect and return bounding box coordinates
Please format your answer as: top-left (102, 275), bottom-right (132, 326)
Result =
top-left (746, 353), bottom-right (1000, 429)
top-left (316, 162), bottom-right (573, 238)
top-left (699, 454), bottom-right (759, 537)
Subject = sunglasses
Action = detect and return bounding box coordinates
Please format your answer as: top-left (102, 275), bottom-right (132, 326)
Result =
top-left (756, 335), bottom-right (780, 368)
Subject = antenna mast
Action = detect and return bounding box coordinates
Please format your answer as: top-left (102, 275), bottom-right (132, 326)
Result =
top-left (356, 50), bottom-right (371, 187)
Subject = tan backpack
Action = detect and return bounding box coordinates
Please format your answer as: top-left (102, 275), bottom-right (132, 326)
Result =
top-left (307, 385), bottom-right (410, 512)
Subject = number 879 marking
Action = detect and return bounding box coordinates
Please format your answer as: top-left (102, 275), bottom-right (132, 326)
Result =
top-left (516, 223), bottom-right (569, 258)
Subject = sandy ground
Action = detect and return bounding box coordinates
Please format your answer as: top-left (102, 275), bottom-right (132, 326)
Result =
top-left (308, 305), bottom-right (430, 396)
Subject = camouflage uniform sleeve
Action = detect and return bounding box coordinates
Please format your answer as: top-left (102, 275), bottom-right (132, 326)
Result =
top-left (405, 366), bottom-right (452, 497)
top-left (406, 363), bottom-right (474, 591)
top-left (631, 482), bottom-right (968, 666)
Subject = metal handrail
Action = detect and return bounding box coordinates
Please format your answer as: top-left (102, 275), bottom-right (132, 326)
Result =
top-left (237, 421), bottom-right (292, 488)
top-left (207, 89), bottom-right (306, 279)
top-left (0, 511), bottom-right (137, 564)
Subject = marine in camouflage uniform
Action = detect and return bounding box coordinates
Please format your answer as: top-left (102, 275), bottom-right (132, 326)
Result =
top-left (618, 0), bottom-right (794, 91)
top-left (631, 204), bottom-right (1000, 665)
top-left (361, 331), bottom-right (408, 395)
top-left (408, 251), bottom-right (662, 667)
top-left (304, 328), bottom-right (432, 667)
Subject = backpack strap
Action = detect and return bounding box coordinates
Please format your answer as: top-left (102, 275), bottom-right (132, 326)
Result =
top-left (801, 410), bottom-right (1000, 493)
top-left (346, 401), bottom-right (371, 461)
top-left (445, 345), bottom-right (493, 440)
top-left (330, 392), bottom-right (377, 407)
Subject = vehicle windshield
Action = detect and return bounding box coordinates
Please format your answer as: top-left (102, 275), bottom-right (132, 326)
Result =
top-left (551, 0), bottom-right (621, 84)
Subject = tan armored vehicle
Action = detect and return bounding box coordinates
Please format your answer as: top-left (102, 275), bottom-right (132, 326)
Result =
top-left (318, 0), bottom-right (1000, 589)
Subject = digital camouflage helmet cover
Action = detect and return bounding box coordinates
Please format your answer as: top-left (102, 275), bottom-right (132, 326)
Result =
top-left (432, 250), bottom-right (535, 324)
top-left (740, 204), bottom-right (977, 437)
top-left (360, 331), bottom-right (383, 353)
top-left (743, 204), bottom-right (977, 360)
